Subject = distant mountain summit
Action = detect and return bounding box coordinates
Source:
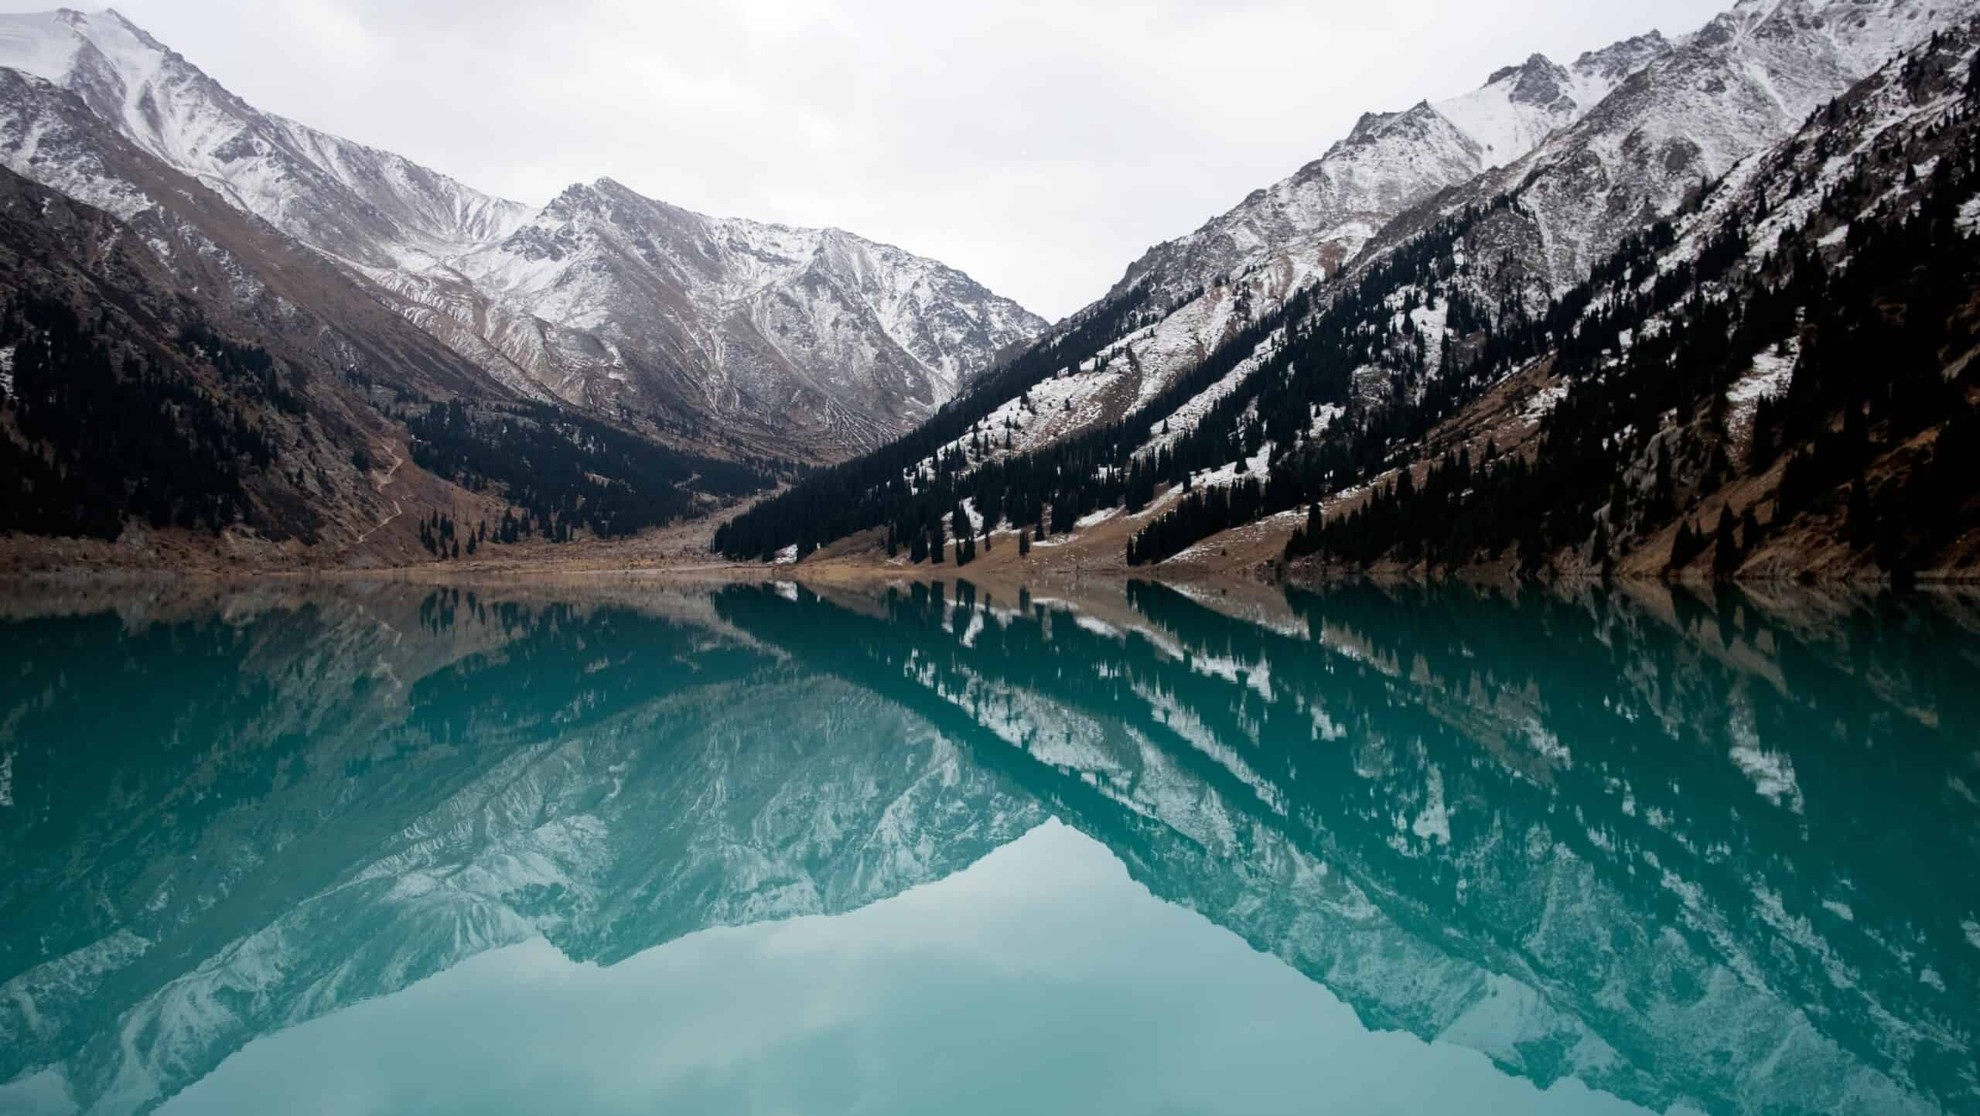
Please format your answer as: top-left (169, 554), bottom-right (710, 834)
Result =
top-left (379, 176), bottom-right (1045, 455)
top-left (0, 8), bottom-right (533, 265)
top-left (1110, 31), bottom-right (1674, 319)
top-left (0, 7), bottom-right (1044, 461)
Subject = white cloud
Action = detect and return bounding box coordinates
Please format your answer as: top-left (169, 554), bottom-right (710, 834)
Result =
top-left (6, 0), bottom-right (1729, 318)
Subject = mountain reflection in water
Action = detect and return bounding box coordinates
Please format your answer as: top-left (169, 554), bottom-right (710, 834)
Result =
top-left (0, 579), bottom-right (1974, 1116)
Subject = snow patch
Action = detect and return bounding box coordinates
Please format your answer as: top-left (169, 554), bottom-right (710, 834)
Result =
top-left (1729, 740), bottom-right (1803, 813)
top-left (1522, 383), bottom-right (1569, 425)
top-left (1412, 765), bottom-right (1451, 845)
top-left (1728, 339), bottom-right (1798, 410)
top-left (1959, 196), bottom-right (1980, 236)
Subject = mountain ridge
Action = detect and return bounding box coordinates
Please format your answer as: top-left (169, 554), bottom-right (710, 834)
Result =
top-left (0, 6), bottom-right (1045, 463)
top-left (718, 0), bottom-right (1980, 584)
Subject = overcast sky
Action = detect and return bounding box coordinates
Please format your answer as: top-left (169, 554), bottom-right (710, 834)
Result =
top-left (12, 0), bottom-right (1731, 319)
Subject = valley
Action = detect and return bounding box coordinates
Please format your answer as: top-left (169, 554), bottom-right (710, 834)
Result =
top-left (4, 1), bottom-right (1979, 584)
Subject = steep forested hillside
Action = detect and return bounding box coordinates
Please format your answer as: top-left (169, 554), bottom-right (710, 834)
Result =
top-left (1290, 26), bottom-right (1980, 580)
top-left (0, 166), bottom-right (772, 563)
top-left (0, 169), bottom-right (386, 545)
top-left (722, 11), bottom-right (1980, 583)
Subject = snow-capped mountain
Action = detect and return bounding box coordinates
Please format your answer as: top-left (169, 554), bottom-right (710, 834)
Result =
top-left (0, 8), bottom-right (532, 268)
top-left (1395, 0), bottom-right (1980, 295)
top-left (0, 7), bottom-right (1045, 461)
top-left (714, 0), bottom-right (1980, 568)
top-left (710, 31), bottom-right (1682, 539)
top-left (370, 178), bottom-right (1047, 454)
top-left (1113, 33), bottom-right (1673, 315)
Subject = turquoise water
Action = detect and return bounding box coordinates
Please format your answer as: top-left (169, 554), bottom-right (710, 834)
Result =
top-left (0, 580), bottom-right (1974, 1115)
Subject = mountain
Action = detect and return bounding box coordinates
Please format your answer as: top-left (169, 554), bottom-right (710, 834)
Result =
top-left (0, 62), bottom-right (776, 566)
top-left (0, 7), bottom-right (1044, 464)
top-left (1280, 9), bottom-right (1980, 579)
top-left (701, 30), bottom-right (1676, 554)
top-left (1115, 34), bottom-right (1673, 317)
top-left (372, 177), bottom-right (1045, 455)
top-left (717, 0), bottom-right (1980, 580)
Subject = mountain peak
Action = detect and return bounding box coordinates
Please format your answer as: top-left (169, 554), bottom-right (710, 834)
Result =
top-left (90, 7), bottom-right (163, 44)
top-left (1487, 52), bottom-right (1561, 86)
top-left (1574, 29), bottom-right (1671, 78)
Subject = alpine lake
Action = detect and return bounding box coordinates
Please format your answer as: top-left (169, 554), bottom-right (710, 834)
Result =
top-left (0, 576), bottom-right (1975, 1116)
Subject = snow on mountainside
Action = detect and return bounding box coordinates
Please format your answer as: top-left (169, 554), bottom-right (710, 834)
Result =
top-left (1111, 32), bottom-right (1673, 318)
top-left (1387, 0), bottom-right (1980, 295)
top-left (0, 8), bottom-right (532, 268)
top-left (841, 33), bottom-right (1679, 505)
top-left (379, 177), bottom-right (1046, 455)
top-left (0, 7), bottom-right (1045, 461)
top-left (715, 0), bottom-right (1980, 567)
top-left (1055, 0), bottom-right (1970, 472)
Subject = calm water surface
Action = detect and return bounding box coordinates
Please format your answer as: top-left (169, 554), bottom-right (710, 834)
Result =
top-left (0, 579), bottom-right (1975, 1115)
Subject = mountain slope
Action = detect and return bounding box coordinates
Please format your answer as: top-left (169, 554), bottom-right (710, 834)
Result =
top-left (1366, 0), bottom-right (1979, 299)
top-left (718, 0), bottom-right (1980, 577)
top-left (1287, 14), bottom-right (1980, 580)
top-left (0, 7), bottom-right (1045, 462)
top-left (384, 178), bottom-right (1045, 455)
top-left (0, 8), bottom-right (532, 270)
top-left (0, 67), bottom-right (773, 566)
top-left (1116, 34), bottom-right (1673, 316)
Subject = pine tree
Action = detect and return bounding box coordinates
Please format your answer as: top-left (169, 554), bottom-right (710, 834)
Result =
top-left (1712, 506), bottom-right (1740, 579)
top-left (1846, 480), bottom-right (1875, 550)
top-left (1669, 521), bottom-right (1700, 572)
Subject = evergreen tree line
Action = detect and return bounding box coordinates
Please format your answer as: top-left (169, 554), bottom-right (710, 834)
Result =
top-left (416, 510), bottom-right (495, 560)
top-left (177, 322), bottom-right (310, 417)
top-left (0, 294), bottom-right (278, 539)
top-left (1128, 195), bottom-right (1593, 564)
top-left (405, 399), bottom-right (772, 543)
